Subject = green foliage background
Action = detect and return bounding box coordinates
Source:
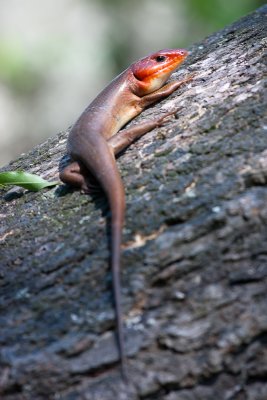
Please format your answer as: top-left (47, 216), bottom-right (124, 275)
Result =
top-left (0, 0), bottom-right (264, 166)
top-left (0, 0), bottom-right (264, 94)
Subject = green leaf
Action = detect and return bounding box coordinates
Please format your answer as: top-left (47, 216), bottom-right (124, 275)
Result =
top-left (0, 171), bottom-right (59, 192)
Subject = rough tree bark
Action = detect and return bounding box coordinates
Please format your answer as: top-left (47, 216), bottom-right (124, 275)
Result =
top-left (1, 6), bottom-right (267, 400)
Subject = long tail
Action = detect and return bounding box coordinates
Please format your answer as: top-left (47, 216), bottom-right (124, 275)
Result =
top-left (111, 208), bottom-right (127, 380)
top-left (76, 136), bottom-right (127, 379)
top-left (106, 166), bottom-right (127, 380)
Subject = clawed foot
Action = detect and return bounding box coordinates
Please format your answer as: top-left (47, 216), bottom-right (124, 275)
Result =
top-left (155, 108), bottom-right (181, 126)
top-left (81, 174), bottom-right (101, 195)
top-left (183, 72), bottom-right (197, 82)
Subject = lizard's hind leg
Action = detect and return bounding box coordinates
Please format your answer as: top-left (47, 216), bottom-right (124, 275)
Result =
top-left (60, 161), bottom-right (99, 194)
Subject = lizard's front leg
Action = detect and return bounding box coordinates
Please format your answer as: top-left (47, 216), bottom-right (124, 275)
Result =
top-left (108, 110), bottom-right (178, 155)
top-left (139, 75), bottom-right (194, 108)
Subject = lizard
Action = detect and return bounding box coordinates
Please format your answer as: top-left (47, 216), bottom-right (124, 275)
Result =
top-left (60, 48), bottom-right (192, 379)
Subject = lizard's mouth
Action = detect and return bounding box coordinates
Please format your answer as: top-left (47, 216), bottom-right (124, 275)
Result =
top-left (143, 55), bottom-right (188, 93)
top-left (133, 49), bottom-right (188, 81)
top-left (131, 48), bottom-right (189, 95)
top-left (151, 51), bottom-right (188, 77)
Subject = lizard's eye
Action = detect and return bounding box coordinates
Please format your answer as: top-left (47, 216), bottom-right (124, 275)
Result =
top-left (155, 55), bottom-right (166, 62)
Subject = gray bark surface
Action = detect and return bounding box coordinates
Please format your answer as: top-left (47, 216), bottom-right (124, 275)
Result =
top-left (1, 6), bottom-right (267, 400)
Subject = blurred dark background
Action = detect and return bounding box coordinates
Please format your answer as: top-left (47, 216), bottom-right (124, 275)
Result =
top-left (0, 0), bottom-right (264, 166)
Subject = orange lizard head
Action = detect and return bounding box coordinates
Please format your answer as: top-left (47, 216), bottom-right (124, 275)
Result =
top-left (131, 48), bottom-right (188, 95)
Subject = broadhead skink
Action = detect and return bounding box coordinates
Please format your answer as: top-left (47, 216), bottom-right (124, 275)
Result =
top-left (60, 48), bottom-right (192, 380)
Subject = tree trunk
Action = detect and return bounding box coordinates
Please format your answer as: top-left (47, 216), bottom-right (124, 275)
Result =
top-left (1, 6), bottom-right (267, 400)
